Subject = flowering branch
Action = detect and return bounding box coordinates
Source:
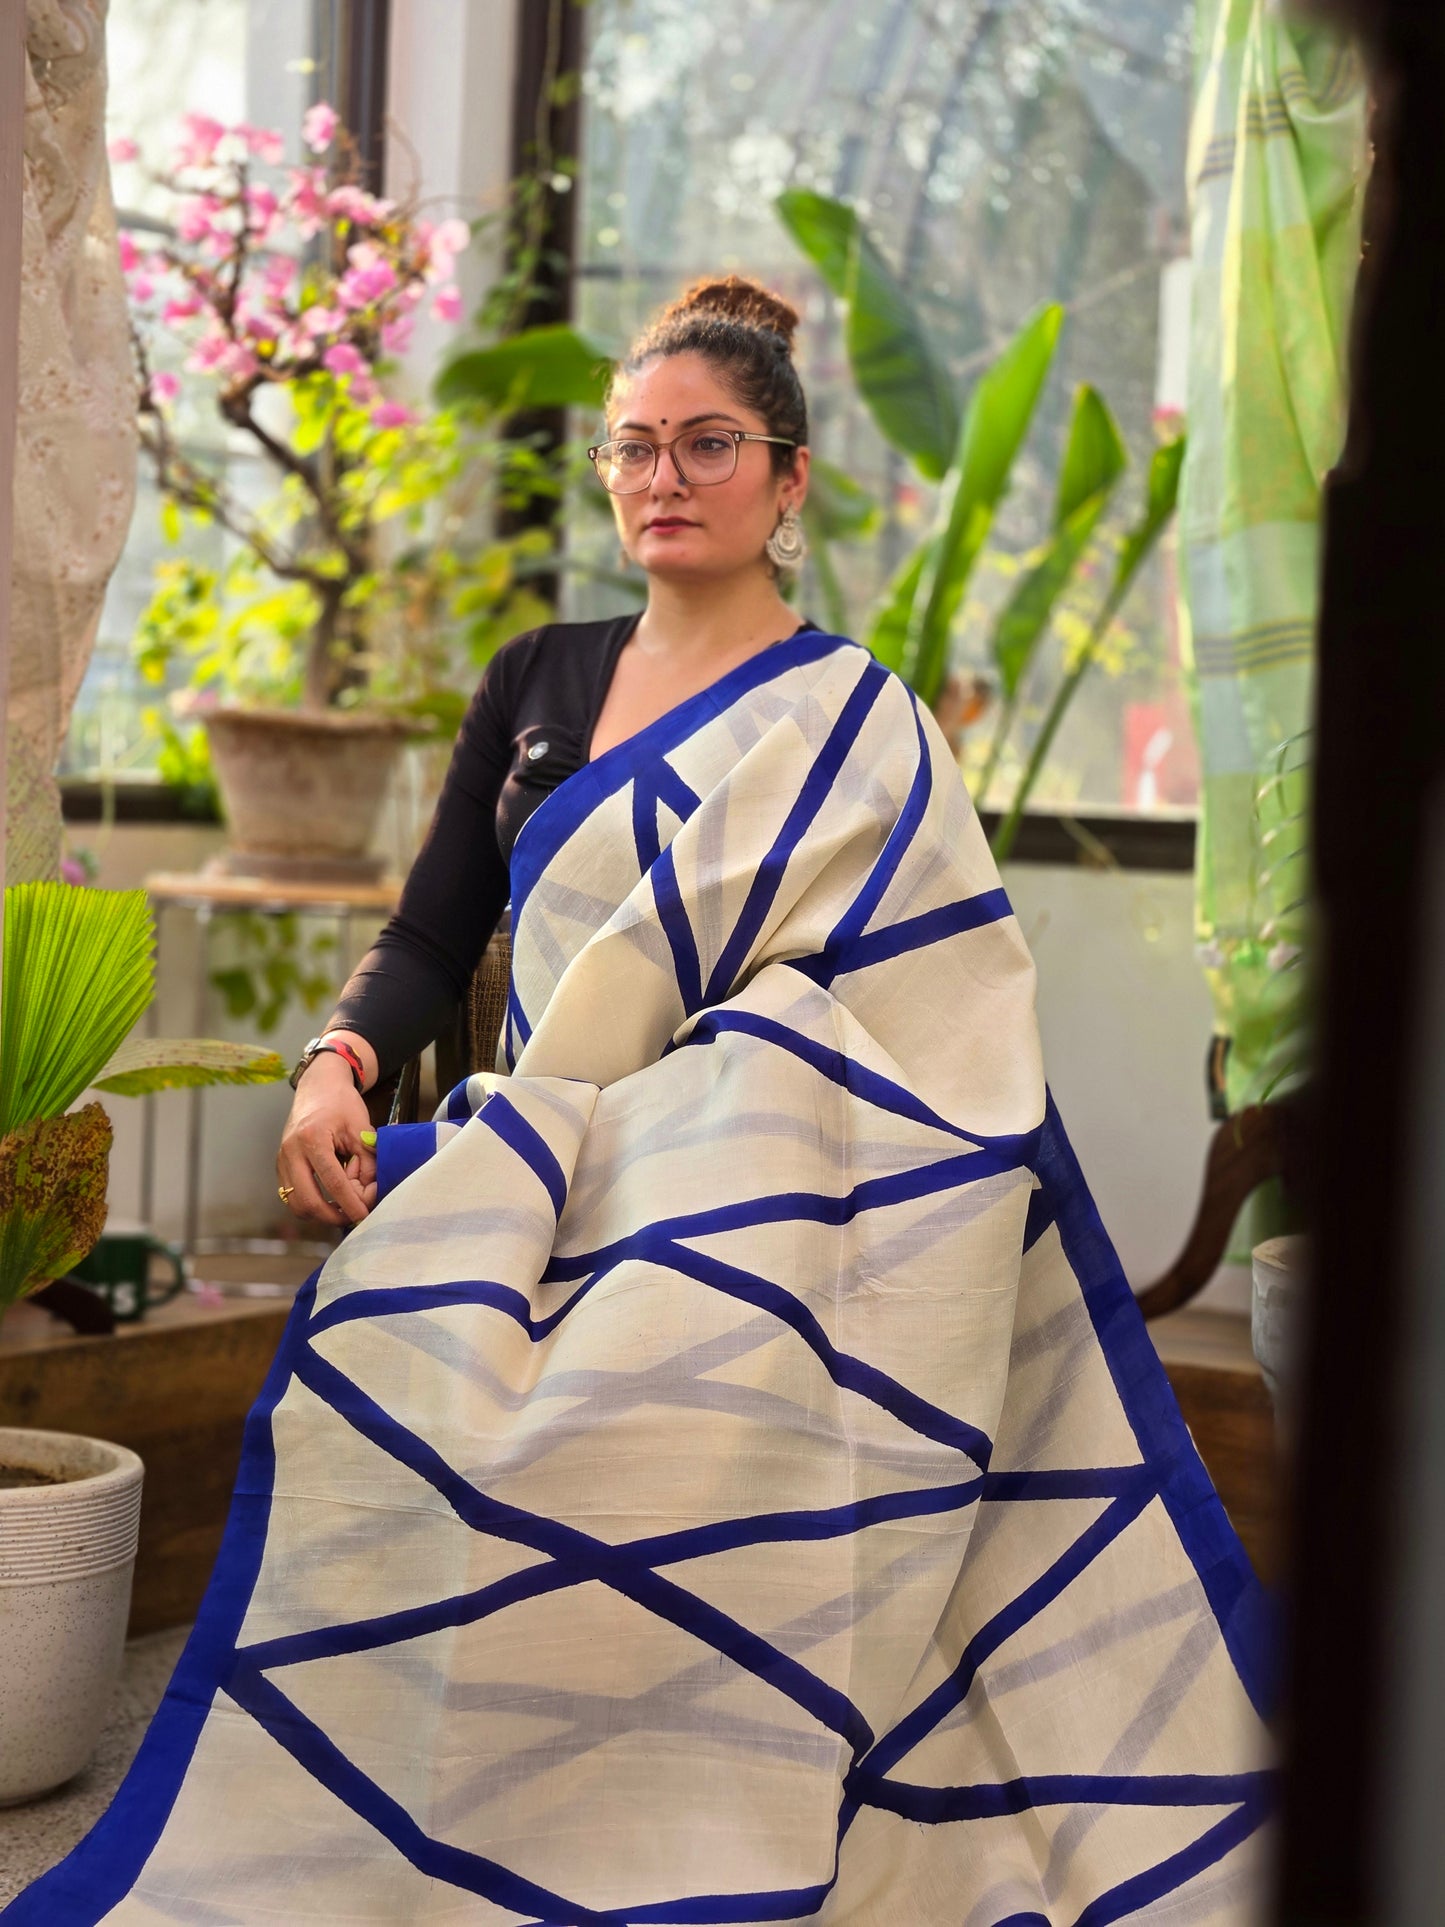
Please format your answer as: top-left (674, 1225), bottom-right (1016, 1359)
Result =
top-left (114, 103), bottom-right (472, 706)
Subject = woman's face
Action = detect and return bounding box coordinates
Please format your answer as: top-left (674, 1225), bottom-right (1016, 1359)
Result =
top-left (602, 351), bottom-right (809, 585)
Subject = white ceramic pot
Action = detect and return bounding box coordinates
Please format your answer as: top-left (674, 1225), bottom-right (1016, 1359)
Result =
top-left (0, 1428), bottom-right (144, 1806)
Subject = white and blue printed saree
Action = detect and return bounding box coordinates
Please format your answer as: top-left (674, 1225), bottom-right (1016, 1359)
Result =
top-left (11, 630), bottom-right (1273, 1924)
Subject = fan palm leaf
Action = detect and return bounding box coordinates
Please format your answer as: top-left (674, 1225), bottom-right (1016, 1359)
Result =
top-left (0, 884), bottom-right (155, 1137)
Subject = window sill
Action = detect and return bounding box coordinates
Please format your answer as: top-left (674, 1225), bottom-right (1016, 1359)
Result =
top-left (61, 781), bottom-right (1197, 872)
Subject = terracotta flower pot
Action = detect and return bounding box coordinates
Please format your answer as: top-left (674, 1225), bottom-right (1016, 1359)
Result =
top-left (199, 705), bottom-right (417, 884)
top-left (0, 1428), bottom-right (144, 1806)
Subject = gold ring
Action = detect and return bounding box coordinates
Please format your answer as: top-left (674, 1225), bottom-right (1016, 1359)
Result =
top-left (278, 1183), bottom-right (296, 1201)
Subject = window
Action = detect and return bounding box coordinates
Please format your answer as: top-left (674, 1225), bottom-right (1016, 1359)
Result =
top-left (62, 0), bottom-right (332, 780)
top-left (569, 0), bottom-right (1198, 815)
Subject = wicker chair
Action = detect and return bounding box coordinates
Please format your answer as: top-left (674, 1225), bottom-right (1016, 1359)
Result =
top-left (368, 910), bottom-right (513, 1127)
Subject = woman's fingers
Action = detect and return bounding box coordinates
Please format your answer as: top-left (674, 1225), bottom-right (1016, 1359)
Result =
top-left (301, 1133), bottom-right (369, 1225)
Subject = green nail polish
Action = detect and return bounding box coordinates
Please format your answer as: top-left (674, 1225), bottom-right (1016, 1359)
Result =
top-left (360, 1128), bottom-right (377, 1148)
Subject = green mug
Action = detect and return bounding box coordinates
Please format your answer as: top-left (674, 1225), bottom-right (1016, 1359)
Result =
top-left (67, 1232), bottom-right (188, 1323)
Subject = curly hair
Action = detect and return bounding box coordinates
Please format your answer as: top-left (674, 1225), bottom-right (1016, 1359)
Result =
top-left (604, 272), bottom-right (809, 476)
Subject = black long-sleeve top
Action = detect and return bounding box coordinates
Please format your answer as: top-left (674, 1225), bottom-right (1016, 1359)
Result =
top-left (327, 614), bottom-right (637, 1079)
top-left (327, 611), bottom-right (818, 1079)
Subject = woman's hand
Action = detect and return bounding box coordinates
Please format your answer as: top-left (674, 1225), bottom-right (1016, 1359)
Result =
top-left (277, 1052), bottom-right (379, 1226)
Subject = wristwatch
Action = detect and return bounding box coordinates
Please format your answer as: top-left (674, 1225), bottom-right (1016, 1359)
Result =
top-left (288, 1034), bottom-right (366, 1092)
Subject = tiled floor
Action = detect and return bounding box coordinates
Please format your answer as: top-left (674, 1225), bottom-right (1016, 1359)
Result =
top-left (0, 1625), bottom-right (189, 1904)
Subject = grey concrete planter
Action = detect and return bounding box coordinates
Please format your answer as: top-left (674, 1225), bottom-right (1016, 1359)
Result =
top-left (0, 1429), bottom-right (143, 1806)
top-left (200, 704), bottom-right (414, 884)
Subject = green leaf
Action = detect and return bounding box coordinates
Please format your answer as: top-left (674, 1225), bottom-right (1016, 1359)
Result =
top-left (805, 459), bottom-right (880, 542)
top-left (866, 541), bottom-right (934, 673)
top-left (990, 432), bottom-right (1185, 862)
top-left (93, 1038), bottom-right (288, 1098)
top-left (900, 302), bottom-right (1064, 704)
top-left (434, 325), bottom-right (613, 413)
top-left (0, 885), bottom-right (155, 1138)
top-left (990, 384), bottom-right (1127, 700)
top-left (776, 189), bottom-right (958, 479)
top-left (0, 1105), bottom-right (112, 1310)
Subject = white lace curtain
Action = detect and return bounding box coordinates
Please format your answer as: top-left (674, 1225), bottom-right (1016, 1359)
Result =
top-left (10, 0), bottom-right (135, 881)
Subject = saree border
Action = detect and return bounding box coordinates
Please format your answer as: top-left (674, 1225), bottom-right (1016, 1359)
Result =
top-left (507, 627), bottom-right (861, 937)
top-left (0, 1273), bottom-right (323, 1924)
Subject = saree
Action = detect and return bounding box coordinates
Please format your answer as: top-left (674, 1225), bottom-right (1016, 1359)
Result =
top-left (9, 630), bottom-right (1274, 1924)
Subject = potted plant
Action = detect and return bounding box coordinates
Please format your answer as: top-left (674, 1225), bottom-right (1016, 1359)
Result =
top-left (0, 879), bottom-right (285, 1803)
top-left (116, 104), bottom-right (557, 881)
top-left (775, 190), bottom-right (1183, 851)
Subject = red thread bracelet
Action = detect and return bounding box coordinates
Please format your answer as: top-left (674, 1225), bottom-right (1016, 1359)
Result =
top-left (310, 1037), bottom-right (366, 1091)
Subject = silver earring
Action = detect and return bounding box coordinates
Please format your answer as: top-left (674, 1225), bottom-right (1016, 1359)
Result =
top-left (764, 502), bottom-right (807, 574)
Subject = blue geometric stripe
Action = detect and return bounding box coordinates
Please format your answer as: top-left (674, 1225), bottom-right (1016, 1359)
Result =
top-left (659, 1240), bottom-right (995, 1469)
top-left (542, 1138), bottom-right (1038, 1285)
top-left (863, 1477), bottom-right (1157, 1778)
top-left (821, 683), bottom-right (933, 957)
top-left (238, 1475), bottom-right (995, 1677)
top-left (291, 1345), bottom-right (876, 1753)
top-left (478, 1092), bottom-right (568, 1220)
top-left (790, 885), bottom-right (1015, 988)
top-left (651, 840), bottom-right (704, 1015)
top-left (705, 658), bottom-right (889, 1004)
top-left (1067, 1788), bottom-right (1270, 1927)
top-left (222, 1667), bottom-right (617, 1923)
top-left (849, 1767), bottom-right (1274, 1823)
top-left (677, 1005), bottom-right (1023, 1151)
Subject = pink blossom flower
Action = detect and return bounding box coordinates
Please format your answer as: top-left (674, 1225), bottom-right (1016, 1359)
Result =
top-left (162, 293), bottom-right (204, 325)
top-left (380, 313), bottom-right (414, 355)
top-left (118, 231), bottom-right (141, 273)
top-left (214, 341), bottom-right (260, 382)
top-left (185, 331), bottom-right (231, 373)
top-left (237, 123), bottom-right (285, 166)
top-left (275, 323), bottom-right (314, 361)
top-left (327, 183), bottom-right (394, 228)
top-left (130, 272), bottom-right (156, 303)
top-left (240, 302), bottom-right (282, 343)
top-left (431, 284), bottom-right (463, 324)
top-left (349, 372), bottom-right (378, 406)
top-left (337, 243), bottom-right (397, 310)
top-left (302, 102), bottom-right (339, 154)
top-left (59, 856), bottom-right (87, 887)
top-left (284, 166), bottom-right (329, 239)
top-left (176, 194), bottom-right (229, 246)
top-left (108, 135), bottom-right (140, 164)
top-left (244, 183), bottom-right (280, 238)
top-left (174, 112), bottom-right (226, 169)
top-left (323, 342), bottom-right (369, 378)
top-left (421, 216), bottom-right (471, 285)
top-left (370, 400), bottom-right (417, 430)
top-left (300, 303), bottom-right (346, 338)
top-left (262, 253), bottom-right (297, 295)
top-left (150, 371), bottom-right (180, 404)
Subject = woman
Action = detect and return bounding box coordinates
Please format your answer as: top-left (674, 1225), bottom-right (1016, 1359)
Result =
top-left (12, 278), bottom-right (1272, 1925)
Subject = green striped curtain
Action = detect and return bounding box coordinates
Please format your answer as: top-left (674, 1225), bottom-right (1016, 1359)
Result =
top-left (1180, 0), bottom-right (1364, 1119)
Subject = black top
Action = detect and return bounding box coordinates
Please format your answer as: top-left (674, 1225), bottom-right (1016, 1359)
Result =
top-left (328, 611), bottom-right (818, 1079)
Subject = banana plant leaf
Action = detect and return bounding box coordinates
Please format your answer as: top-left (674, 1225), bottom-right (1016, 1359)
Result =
top-left (991, 385), bottom-right (1128, 702)
top-left (0, 1104), bottom-right (111, 1309)
top-left (0, 884), bottom-right (154, 1138)
top-left (776, 189), bottom-right (959, 480)
top-left (93, 1038), bottom-right (288, 1098)
top-left (435, 324), bottom-right (614, 414)
top-left (805, 459), bottom-right (880, 543)
top-left (991, 433), bottom-right (1185, 862)
top-left (889, 303), bottom-right (1064, 707)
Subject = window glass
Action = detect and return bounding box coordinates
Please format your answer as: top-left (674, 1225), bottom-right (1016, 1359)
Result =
top-left (62, 0), bottom-right (327, 780)
top-left (570, 0), bottom-right (1198, 815)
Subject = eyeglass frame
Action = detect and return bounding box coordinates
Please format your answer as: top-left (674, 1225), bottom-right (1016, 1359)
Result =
top-left (586, 426), bottom-right (799, 494)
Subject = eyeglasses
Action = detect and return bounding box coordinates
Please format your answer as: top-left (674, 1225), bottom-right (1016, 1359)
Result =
top-left (587, 427), bottom-right (798, 494)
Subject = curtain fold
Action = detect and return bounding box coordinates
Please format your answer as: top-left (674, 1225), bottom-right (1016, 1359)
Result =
top-left (1180, 0), bottom-right (1365, 1118)
top-left (10, 0), bottom-right (135, 881)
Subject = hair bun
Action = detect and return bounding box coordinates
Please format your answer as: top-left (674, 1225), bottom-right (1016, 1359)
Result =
top-left (661, 273), bottom-right (800, 352)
